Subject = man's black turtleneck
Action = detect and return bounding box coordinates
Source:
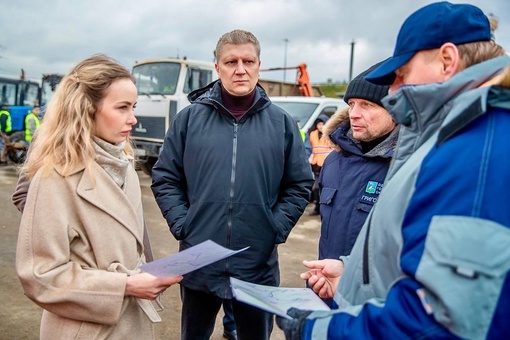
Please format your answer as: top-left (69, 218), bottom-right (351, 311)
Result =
top-left (221, 86), bottom-right (256, 121)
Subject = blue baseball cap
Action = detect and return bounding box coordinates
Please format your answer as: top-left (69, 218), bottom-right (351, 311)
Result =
top-left (365, 1), bottom-right (491, 85)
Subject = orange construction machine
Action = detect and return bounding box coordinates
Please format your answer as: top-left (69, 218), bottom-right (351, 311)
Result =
top-left (258, 63), bottom-right (322, 97)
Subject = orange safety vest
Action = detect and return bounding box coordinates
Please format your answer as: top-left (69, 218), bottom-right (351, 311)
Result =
top-left (309, 129), bottom-right (332, 167)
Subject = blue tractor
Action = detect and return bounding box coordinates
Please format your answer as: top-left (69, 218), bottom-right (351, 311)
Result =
top-left (0, 70), bottom-right (45, 163)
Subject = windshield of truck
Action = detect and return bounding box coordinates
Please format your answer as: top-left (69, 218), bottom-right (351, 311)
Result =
top-left (41, 81), bottom-right (56, 106)
top-left (0, 77), bottom-right (40, 108)
top-left (0, 81), bottom-right (17, 107)
top-left (183, 67), bottom-right (213, 93)
top-left (132, 62), bottom-right (181, 95)
top-left (271, 101), bottom-right (319, 128)
top-left (23, 82), bottom-right (39, 106)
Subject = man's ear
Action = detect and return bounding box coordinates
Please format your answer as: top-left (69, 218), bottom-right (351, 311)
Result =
top-left (438, 43), bottom-right (461, 81)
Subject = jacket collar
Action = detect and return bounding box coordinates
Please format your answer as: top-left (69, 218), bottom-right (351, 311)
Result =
top-left (328, 121), bottom-right (398, 159)
top-left (438, 66), bottom-right (510, 145)
top-left (324, 106), bottom-right (397, 158)
top-left (70, 162), bottom-right (144, 246)
top-left (381, 55), bottom-right (510, 153)
top-left (323, 106), bottom-right (349, 144)
top-left (382, 55), bottom-right (510, 129)
top-left (380, 55), bottom-right (510, 178)
top-left (188, 80), bottom-right (271, 119)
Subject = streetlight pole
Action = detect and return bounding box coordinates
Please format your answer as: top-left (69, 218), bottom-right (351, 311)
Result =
top-left (283, 38), bottom-right (289, 83)
top-left (349, 39), bottom-right (355, 82)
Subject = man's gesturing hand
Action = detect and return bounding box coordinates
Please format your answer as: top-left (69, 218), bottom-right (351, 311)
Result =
top-left (300, 259), bottom-right (344, 299)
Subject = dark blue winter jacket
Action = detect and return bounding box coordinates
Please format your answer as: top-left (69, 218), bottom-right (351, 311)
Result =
top-left (151, 80), bottom-right (313, 298)
top-left (318, 109), bottom-right (398, 259)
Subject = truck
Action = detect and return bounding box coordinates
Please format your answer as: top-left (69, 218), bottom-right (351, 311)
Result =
top-left (0, 71), bottom-right (64, 164)
top-left (130, 58), bottom-right (216, 175)
top-left (0, 71), bottom-right (63, 131)
top-left (130, 58), bottom-right (338, 176)
top-left (0, 71), bottom-right (40, 132)
top-left (0, 71), bottom-right (41, 163)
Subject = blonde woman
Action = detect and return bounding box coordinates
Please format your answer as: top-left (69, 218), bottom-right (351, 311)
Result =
top-left (15, 54), bottom-right (182, 339)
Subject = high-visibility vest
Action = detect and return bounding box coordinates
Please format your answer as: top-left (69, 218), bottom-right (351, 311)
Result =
top-left (309, 129), bottom-right (332, 167)
top-left (300, 129), bottom-right (306, 142)
top-left (24, 112), bottom-right (40, 142)
top-left (0, 110), bottom-right (12, 133)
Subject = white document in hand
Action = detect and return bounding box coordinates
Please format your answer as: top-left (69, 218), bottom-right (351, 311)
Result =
top-left (230, 277), bottom-right (330, 319)
top-left (140, 240), bottom-right (248, 277)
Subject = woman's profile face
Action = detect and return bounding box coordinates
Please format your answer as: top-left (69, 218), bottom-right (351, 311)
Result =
top-left (94, 78), bottom-right (137, 144)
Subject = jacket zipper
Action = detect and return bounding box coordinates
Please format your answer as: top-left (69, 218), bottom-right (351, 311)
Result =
top-left (225, 121), bottom-right (238, 296)
top-left (362, 213), bottom-right (372, 284)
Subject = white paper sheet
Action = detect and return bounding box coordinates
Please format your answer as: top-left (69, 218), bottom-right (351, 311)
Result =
top-left (140, 240), bottom-right (248, 277)
top-left (230, 277), bottom-right (330, 319)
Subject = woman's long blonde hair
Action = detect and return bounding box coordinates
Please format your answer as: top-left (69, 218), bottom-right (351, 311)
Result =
top-left (23, 54), bottom-right (136, 178)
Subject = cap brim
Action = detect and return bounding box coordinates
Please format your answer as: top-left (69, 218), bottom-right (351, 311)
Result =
top-left (365, 52), bottom-right (415, 85)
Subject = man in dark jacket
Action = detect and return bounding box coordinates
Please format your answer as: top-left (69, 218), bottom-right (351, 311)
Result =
top-left (151, 29), bottom-right (313, 340)
top-left (317, 63), bottom-right (397, 261)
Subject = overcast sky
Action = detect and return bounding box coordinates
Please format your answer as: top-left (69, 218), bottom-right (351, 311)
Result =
top-left (1, 0), bottom-right (509, 84)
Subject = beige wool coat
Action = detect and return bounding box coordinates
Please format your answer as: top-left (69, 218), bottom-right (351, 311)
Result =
top-left (16, 161), bottom-right (160, 339)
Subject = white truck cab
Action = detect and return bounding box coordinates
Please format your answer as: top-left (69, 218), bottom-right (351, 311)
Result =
top-left (131, 58), bottom-right (217, 175)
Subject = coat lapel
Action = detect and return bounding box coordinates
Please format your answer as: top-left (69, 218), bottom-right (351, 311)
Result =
top-left (76, 162), bottom-right (144, 246)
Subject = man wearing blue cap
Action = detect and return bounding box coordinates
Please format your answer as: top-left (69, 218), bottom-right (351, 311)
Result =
top-left (277, 2), bottom-right (510, 339)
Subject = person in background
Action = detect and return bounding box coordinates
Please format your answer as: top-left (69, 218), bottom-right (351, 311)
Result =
top-left (0, 108), bottom-right (12, 166)
top-left (278, 2), bottom-right (510, 338)
top-left (316, 62), bottom-right (397, 305)
top-left (308, 114), bottom-right (331, 216)
top-left (151, 29), bottom-right (313, 340)
top-left (303, 128), bottom-right (312, 159)
top-left (293, 119), bottom-right (306, 143)
top-left (24, 105), bottom-right (41, 144)
top-left (15, 54), bottom-right (182, 339)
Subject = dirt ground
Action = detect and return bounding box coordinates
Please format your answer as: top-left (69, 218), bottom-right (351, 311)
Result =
top-left (0, 164), bottom-right (321, 340)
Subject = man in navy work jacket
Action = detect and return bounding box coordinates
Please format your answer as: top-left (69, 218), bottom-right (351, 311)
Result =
top-left (317, 62), bottom-right (397, 262)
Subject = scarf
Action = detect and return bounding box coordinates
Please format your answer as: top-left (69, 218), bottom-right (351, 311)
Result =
top-left (93, 137), bottom-right (129, 188)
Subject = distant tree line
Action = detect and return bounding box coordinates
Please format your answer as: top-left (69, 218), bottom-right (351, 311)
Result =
top-left (318, 82), bottom-right (348, 99)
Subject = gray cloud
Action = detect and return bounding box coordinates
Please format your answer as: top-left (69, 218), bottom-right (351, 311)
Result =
top-left (1, 0), bottom-right (508, 84)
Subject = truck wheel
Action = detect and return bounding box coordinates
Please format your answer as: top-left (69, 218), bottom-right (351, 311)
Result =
top-left (137, 157), bottom-right (157, 177)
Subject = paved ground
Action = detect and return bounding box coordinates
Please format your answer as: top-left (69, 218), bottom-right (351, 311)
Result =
top-left (0, 164), bottom-right (321, 339)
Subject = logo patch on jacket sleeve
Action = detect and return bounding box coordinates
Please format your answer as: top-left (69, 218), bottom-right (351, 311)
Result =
top-left (360, 181), bottom-right (383, 204)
